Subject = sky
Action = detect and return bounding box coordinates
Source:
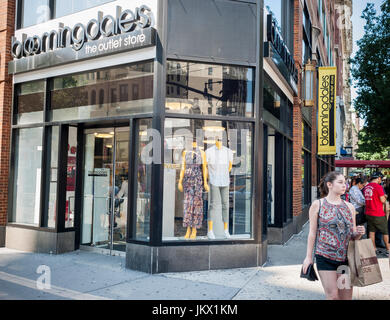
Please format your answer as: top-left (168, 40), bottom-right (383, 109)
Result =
top-left (350, 0), bottom-right (384, 110)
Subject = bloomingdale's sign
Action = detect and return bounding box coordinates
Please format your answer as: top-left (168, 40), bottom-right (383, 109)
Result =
top-left (9, 5), bottom-right (156, 74)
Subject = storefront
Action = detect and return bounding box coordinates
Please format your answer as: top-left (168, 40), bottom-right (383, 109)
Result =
top-left (262, 1), bottom-right (296, 243)
top-left (6, 0), bottom-right (266, 273)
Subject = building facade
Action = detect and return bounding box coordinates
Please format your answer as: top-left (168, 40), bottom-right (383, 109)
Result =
top-left (0, 0), bottom-right (348, 273)
top-left (264, 0), bottom-right (342, 243)
top-left (334, 0), bottom-right (359, 176)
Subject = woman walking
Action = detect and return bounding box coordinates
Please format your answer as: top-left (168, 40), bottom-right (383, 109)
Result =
top-left (302, 171), bottom-right (365, 300)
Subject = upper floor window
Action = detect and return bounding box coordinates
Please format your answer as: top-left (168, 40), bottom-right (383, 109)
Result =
top-left (17, 0), bottom-right (115, 29)
top-left (55, 0), bottom-right (114, 18)
top-left (19, 0), bottom-right (50, 28)
top-left (166, 61), bottom-right (255, 117)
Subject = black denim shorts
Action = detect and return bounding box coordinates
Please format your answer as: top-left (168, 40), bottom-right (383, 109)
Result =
top-left (315, 254), bottom-right (348, 271)
top-left (366, 215), bottom-right (389, 235)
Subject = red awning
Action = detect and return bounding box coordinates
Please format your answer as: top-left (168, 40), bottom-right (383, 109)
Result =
top-left (335, 160), bottom-right (390, 168)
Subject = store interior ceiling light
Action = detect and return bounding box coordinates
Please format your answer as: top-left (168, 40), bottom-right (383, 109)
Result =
top-left (94, 133), bottom-right (114, 138)
top-left (202, 126), bottom-right (225, 132)
top-left (203, 140), bottom-right (217, 144)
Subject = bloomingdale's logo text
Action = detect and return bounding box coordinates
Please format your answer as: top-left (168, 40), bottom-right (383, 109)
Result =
top-left (319, 74), bottom-right (335, 147)
top-left (11, 5), bottom-right (152, 59)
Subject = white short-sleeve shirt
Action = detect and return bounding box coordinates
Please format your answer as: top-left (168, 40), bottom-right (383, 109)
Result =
top-left (205, 145), bottom-right (233, 187)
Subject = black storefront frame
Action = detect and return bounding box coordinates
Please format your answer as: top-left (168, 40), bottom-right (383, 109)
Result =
top-left (8, 0), bottom-right (265, 252)
top-left (263, 123), bottom-right (293, 229)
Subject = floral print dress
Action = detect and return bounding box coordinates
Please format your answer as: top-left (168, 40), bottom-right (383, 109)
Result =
top-left (182, 148), bottom-right (204, 229)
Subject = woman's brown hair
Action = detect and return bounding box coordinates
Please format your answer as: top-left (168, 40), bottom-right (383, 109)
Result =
top-left (318, 171), bottom-right (344, 198)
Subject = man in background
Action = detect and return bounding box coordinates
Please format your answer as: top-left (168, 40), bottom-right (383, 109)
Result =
top-left (364, 172), bottom-right (389, 257)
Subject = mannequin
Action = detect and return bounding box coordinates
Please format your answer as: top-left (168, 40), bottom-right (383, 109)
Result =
top-left (178, 141), bottom-right (209, 239)
top-left (205, 138), bottom-right (233, 239)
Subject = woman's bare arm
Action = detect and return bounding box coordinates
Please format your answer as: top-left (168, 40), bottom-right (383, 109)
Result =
top-left (305, 199), bottom-right (319, 259)
top-left (302, 199), bottom-right (319, 273)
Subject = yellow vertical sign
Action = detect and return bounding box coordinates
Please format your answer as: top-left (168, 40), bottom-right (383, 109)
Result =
top-left (318, 67), bottom-right (337, 155)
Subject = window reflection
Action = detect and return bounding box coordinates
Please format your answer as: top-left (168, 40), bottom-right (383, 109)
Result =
top-left (263, 81), bottom-right (281, 119)
top-left (21, 0), bottom-right (50, 28)
top-left (50, 62), bottom-right (154, 121)
top-left (54, 0), bottom-right (114, 18)
top-left (11, 127), bottom-right (43, 226)
top-left (266, 127), bottom-right (275, 225)
top-left (166, 61), bottom-right (254, 117)
top-left (16, 80), bottom-right (45, 124)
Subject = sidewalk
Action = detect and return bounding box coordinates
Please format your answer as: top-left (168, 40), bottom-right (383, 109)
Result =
top-left (0, 222), bottom-right (389, 300)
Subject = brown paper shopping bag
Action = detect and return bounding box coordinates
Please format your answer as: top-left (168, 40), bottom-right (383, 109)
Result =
top-left (348, 239), bottom-right (383, 287)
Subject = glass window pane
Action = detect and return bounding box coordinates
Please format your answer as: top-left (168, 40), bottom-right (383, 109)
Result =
top-left (166, 61), bottom-right (254, 117)
top-left (11, 127), bottom-right (43, 226)
top-left (133, 119), bottom-right (153, 241)
top-left (263, 79), bottom-right (281, 119)
top-left (17, 80), bottom-right (45, 124)
top-left (66, 127), bottom-right (78, 228)
top-left (55, 0), bottom-right (114, 18)
top-left (46, 126), bottom-right (59, 228)
top-left (163, 118), bottom-right (253, 241)
top-left (50, 62), bottom-right (154, 121)
top-left (21, 0), bottom-right (50, 28)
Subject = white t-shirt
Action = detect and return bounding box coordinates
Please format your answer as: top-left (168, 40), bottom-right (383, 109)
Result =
top-left (205, 145), bottom-right (233, 187)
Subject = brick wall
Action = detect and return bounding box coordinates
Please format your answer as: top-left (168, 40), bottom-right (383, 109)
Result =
top-left (292, 0), bottom-right (303, 217)
top-left (0, 0), bottom-right (15, 226)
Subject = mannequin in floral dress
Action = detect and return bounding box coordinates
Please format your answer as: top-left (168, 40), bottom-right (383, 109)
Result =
top-left (178, 142), bottom-right (209, 239)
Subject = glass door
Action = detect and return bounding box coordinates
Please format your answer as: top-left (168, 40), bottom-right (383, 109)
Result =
top-left (81, 127), bottom-right (129, 252)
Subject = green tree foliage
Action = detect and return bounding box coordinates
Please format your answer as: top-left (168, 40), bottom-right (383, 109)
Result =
top-left (350, 1), bottom-right (390, 153)
top-left (356, 129), bottom-right (390, 160)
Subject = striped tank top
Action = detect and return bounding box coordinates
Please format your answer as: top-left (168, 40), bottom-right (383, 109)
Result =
top-left (314, 197), bottom-right (354, 262)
